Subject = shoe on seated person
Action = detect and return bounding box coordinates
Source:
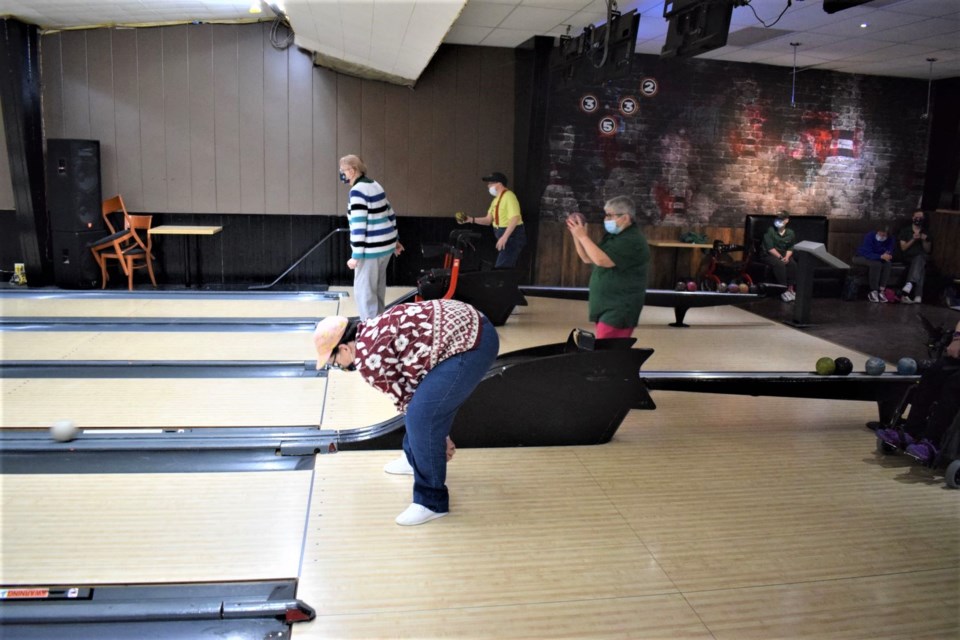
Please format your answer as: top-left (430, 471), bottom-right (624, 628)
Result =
top-left (876, 428), bottom-right (913, 448)
top-left (780, 291), bottom-right (791, 302)
top-left (904, 440), bottom-right (939, 465)
top-left (868, 290), bottom-right (880, 303)
top-left (396, 503), bottom-right (448, 526)
top-left (899, 293), bottom-right (914, 304)
top-left (384, 453), bottom-right (414, 475)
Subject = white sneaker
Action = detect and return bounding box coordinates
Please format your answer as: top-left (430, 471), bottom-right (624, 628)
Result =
top-left (867, 290), bottom-right (880, 303)
top-left (900, 294), bottom-right (914, 305)
top-left (786, 290), bottom-right (796, 301)
top-left (384, 454), bottom-right (414, 475)
top-left (395, 503), bottom-right (448, 526)
top-left (780, 291), bottom-right (791, 302)
top-left (912, 295), bottom-right (922, 304)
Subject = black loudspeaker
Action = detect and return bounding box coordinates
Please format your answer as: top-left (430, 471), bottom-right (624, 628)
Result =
top-left (46, 138), bottom-right (104, 232)
top-left (52, 229), bottom-right (101, 289)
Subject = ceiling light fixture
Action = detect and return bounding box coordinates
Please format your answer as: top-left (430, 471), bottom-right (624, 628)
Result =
top-left (859, 23), bottom-right (868, 28)
top-left (249, 1), bottom-right (262, 14)
top-left (922, 57), bottom-right (937, 120)
top-left (790, 42), bottom-right (801, 107)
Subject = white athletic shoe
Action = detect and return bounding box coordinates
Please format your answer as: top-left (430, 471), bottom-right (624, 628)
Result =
top-left (395, 503), bottom-right (448, 526)
top-left (867, 290), bottom-right (880, 303)
top-left (899, 294), bottom-right (914, 305)
top-left (384, 454), bottom-right (414, 475)
top-left (780, 291), bottom-right (791, 302)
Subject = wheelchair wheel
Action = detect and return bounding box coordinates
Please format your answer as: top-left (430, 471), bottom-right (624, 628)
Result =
top-left (945, 459), bottom-right (960, 489)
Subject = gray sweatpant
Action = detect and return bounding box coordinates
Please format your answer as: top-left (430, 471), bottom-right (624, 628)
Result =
top-left (353, 254), bottom-right (392, 320)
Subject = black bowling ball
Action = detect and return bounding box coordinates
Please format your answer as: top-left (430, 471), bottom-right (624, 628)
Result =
top-left (833, 357), bottom-right (853, 376)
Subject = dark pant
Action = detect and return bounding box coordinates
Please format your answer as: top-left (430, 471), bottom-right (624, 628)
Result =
top-left (761, 254), bottom-right (796, 286)
top-left (402, 316), bottom-right (500, 512)
top-left (494, 225), bottom-right (526, 269)
top-left (851, 256), bottom-right (892, 291)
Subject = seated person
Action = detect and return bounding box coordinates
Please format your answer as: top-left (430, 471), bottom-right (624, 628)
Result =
top-left (760, 211), bottom-right (797, 302)
top-left (851, 225), bottom-right (896, 303)
top-left (877, 319), bottom-right (960, 464)
top-left (896, 209), bottom-right (933, 305)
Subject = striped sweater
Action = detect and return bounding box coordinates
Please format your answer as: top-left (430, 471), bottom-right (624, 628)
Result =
top-left (348, 176), bottom-right (398, 260)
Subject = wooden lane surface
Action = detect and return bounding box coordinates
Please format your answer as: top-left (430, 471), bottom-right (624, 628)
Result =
top-left (0, 286), bottom-right (415, 319)
top-left (2, 302), bottom-right (799, 366)
top-left (293, 393), bottom-right (959, 639)
top-left (1, 378), bottom-right (327, 428)
top-left (0, 470), bottom-right (312, 585)
top-left (288, 301), bottom-right (955, 639)
top-left (1, 375), bottom-right (398, 430)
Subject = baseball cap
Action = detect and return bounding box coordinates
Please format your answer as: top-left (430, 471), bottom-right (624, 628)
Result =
top-left (481, 172), bottom-right (508, 186)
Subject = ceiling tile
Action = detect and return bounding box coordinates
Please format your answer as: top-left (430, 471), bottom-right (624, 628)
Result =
top-left (481, 27), bottom-right (536, 47)
top-left (502, 5), bottom-right (577, 31)
top-left (455, 1), bottom-right (516, 27)
top-left (443, 24), bottom-right (495, 44)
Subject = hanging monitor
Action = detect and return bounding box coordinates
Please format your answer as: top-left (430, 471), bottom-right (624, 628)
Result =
top-left (552, 10), bottom-right (640, 86)
top-left (660, 0), bottom-right (734, 59)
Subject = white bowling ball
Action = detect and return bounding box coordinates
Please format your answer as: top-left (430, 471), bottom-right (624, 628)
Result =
top-left (50, 420), bottom-right (79, 442)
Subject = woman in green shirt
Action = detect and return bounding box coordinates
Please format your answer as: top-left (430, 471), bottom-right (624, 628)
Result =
top-left (566, 196), bottom-right (650, 339)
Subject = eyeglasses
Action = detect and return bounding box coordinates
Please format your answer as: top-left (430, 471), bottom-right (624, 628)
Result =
top-left (603, 212), bottom-right (625, 220)
top-left (326, 348), bottom-right (356, 371)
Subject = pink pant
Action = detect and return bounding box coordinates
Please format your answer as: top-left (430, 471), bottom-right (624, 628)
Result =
top-left (595, 322), bottom-right (635, 340)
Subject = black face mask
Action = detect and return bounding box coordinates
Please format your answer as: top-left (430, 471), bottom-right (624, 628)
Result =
top-left (339, 171), bottom-right (349, 184)
top-left (912, 217), bottom-right (923, 226)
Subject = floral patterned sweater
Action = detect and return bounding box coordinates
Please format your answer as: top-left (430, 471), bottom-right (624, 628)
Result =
top-left (355, 299), bottom-right (482, 413)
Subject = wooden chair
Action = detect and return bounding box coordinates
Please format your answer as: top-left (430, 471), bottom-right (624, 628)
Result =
top-left (97, 214), bottom-right (157, 291)
top-left (89, 196), bottom-right (135, 288)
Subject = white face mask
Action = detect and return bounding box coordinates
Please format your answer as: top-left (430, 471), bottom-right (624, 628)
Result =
top-left (876, 233), bottom-right (887, 242)
top-left (488, 186), bottom-right (498, 197)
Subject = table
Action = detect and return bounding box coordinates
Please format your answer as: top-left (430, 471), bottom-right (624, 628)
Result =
top-left (648, 240), bottom-right (714, 288)
top-left (149, 225), bottom-right (223, 287)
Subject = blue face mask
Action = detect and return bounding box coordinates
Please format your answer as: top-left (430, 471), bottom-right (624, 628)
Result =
top-left (339, 171), bottom-right (349, 184)
top-left (604, 219), bottom-right (621, 234)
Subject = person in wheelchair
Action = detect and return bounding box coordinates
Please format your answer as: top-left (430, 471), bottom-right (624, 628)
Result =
top-left (876, 319), bottom-right (960, 465)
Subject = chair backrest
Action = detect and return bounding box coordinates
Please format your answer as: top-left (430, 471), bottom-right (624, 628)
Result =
top-left (125, 215), bottom-right (153, 253)
top-left (101, 195), bottom-right (131, 234)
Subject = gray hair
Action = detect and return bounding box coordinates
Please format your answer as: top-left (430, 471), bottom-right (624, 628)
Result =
top-left (339, 154), bottom-right (366, 174)
top-left (604, 196), bottom-right (636, 221)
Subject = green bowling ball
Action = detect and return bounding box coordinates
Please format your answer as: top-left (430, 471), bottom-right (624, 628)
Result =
top-left (815, 357), bottom-right (836, 375)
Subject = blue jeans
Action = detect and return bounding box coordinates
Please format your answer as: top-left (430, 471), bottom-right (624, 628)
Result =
top-left (494, 225), bottom-right (526, 269)
top-left (402, 316), bottom-right (499, 512)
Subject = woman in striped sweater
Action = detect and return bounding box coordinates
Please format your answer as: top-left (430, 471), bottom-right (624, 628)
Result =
top-left (339, 155), bottom-right (402, 320)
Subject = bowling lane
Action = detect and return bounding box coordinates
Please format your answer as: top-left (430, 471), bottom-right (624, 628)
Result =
top-left (2, 329), bottom-right (317, 361)
top-left (0, 469), bottom-right (312, 585)
top-left (0, 286), bottom-right (415, 319)
top-left (1, 372), bottom-right (399, 430)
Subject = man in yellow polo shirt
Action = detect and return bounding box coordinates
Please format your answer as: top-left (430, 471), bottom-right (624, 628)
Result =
top-left (459, 171), bottom-right (525, 268)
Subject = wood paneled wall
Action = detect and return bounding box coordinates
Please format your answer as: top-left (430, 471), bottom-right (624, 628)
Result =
top-left (39, 25), bottom-right (514, 218)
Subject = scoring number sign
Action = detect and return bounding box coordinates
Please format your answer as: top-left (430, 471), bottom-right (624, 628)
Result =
top-left (619, 96), bottom-right (638, 116)
top-left (598, 117), bottom-right (618, 136)
top-left (580, 94), bottom-right (599, 113)
top-left (640, 78), bottom-right (659, 97)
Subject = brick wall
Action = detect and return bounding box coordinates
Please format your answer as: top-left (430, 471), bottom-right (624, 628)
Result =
top-left (538, 55), bottom-right (929, 229)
